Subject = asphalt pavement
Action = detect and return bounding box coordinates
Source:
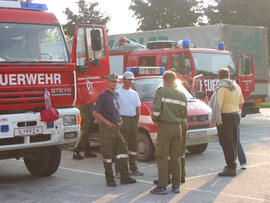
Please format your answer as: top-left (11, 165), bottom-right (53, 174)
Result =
top-left (1, 109), bottom-right (270, 202)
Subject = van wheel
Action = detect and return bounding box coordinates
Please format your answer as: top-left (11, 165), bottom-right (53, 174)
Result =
top-left (187, 143), bottom-right (208, 154)
top-left (136, 132), bottom-right (154, 161)
top-left (24, 147), bottom-right (61, 176)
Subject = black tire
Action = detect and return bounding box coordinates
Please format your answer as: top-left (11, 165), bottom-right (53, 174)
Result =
top-left (24, 147), bottom-right (61, 176)
top-left (136, 131), bottom-right (154, 161)
top-left (187, 143), bottom-right (208, 154)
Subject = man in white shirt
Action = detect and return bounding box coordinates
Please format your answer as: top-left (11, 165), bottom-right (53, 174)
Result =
top-left (115, 71), bottom-right (144, 176)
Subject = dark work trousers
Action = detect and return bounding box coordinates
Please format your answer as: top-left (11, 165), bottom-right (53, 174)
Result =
top-left (217, 113), bottom-right (240, 169)
top-left (99, 123), bottom-right (129, 181)
top-left (155, 122), bottom-right (182, 187)
top-left (115, 116), bottom-right (138, 173)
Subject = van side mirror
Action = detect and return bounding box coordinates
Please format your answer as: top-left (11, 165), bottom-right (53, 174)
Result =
top-left (91, 30), bottom-right (102, 51)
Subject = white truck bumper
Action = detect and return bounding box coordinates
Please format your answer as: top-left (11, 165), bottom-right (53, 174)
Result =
top-left (0, 108), bottom-right (80, 151)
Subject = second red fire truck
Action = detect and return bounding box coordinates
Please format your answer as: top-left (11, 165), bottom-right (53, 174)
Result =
top-left (109, 38), bottom-right (256, 117)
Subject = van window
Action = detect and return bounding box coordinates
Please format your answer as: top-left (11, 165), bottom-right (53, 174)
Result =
top-left (139, 56), bottom-right (156, 66)
top-left (161, 55), bottom-right (168, 69)
top-left (170, 54), bottom-right (191, 75)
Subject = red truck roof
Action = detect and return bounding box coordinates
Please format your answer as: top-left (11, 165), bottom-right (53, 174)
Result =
top-left (0, 7), bottom-right (59, 25)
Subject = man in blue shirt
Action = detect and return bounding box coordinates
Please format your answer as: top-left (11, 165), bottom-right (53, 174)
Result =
top-left (93, 73), bottom-right (136, 187)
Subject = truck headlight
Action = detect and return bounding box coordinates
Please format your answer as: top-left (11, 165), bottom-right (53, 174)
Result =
top-left (63, 115), bottom-right (77, 126)
top-left (208, 111), bottom-right (212, 121)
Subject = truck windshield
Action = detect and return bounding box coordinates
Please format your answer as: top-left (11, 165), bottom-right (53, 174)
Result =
top-left (192, 52), bottom-right (236, 76)
top-left (132, 77), bottom-right (193, 101)
top-left (0, 23), bottom-right (69, 63)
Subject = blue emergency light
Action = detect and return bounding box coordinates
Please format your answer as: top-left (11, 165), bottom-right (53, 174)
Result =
top-left (1, 125), bottom-right (9, 133)
top-left (0, 1), bottom-right (48, 10)
top-left (126, 67), bottom-right (165, 76)
top-left (182, 40), bottom-right (190, 48)
top-left (21, 2), bottom-right (48, 10)
top-left (218, 42), bottom-right (225, 50)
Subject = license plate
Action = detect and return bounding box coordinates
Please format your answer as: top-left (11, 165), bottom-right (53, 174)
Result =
top-left (14, 126), bottom-right (43, 136)
top-left (188, 131), bottom-right (206, 139)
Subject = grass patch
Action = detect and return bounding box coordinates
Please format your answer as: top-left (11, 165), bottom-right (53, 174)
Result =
top-left (255, 102), bottom-right (270, 108)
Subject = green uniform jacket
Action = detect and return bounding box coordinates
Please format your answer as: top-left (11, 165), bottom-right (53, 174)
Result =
top-left (152, 84), bottom-right (187, 123)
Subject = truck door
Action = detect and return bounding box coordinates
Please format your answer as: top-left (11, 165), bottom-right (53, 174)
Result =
top-left (236, 54), bottom-right (255, 99)
top-left (71, 25), bottom-right (110, 105)
top-left (191, 74), bottom-right (208, 103)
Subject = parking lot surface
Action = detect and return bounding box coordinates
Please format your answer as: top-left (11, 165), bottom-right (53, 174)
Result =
top-left (1, 109), bottom-right (270, 202)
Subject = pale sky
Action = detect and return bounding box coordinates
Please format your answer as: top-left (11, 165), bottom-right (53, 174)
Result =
top-left (34, 0), bottom-right (213, 35)
top-left (35, 0), bottom-right (138, 35)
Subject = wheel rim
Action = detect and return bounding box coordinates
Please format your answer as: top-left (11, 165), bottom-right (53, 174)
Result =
top-left (137, 139), bottom-right (146, 154)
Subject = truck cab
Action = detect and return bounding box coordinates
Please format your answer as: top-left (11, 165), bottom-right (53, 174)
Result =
top-left (117, 67), bottom-right (217, 161)
top-left (0, 1), bottom-right (109, 176)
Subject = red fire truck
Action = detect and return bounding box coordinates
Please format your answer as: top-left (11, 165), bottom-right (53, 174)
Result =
top-left (117, 67), bottom-right (217, 161)
top-left (109, 38), bottom-right (256, 116)
top-left (0, 1), bottom-right (109, 176)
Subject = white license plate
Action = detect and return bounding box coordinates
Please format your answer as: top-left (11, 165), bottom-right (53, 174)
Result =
top-left (188, 131), bottom-right (206, 139)
top-left (14, 126), bottom-right (43, 136)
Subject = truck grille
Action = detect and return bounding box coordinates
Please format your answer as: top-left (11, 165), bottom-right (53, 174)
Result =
top-left (0, 88), bottom-right (45, 111)
top-left (0, 134), bottom-right (51, 146)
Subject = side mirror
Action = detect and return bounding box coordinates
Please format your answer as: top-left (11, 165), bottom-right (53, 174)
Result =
top-left (91, 30), bottom-right (102, 51)
top-left (76, 65), bottom-right (88, 73)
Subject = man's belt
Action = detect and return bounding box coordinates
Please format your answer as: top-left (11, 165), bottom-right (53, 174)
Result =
top-left (121, 115), bottom-right (137, 119)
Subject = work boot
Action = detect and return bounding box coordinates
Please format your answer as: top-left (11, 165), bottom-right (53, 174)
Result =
top-left (85, 151), bottom-right (97, 158)
top-left (115, 172), bottom-right (120, 179)
top-left (172, 184), bottom-right (180, 193)
top-left (181, 177), bottom-right (186, 183)
top-left (150, 186), bottom-right (167, 195)
top-left (106, 180), bottom-right (116, 187)
top-left (153, 178), bottom-right (171, 185)
top-left (120, 177), bottom-right (137, 184)
top-left (218, 166), bottom-right (236, 176)
top-left (73, 151), bottom-right (84, 160)
top-left (130, 170), bottom-right (144, 176)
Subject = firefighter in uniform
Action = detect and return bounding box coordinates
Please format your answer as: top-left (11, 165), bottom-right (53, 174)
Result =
top-left (92, 73), bottom-right (136, 187)
top-left (151, 70), bottom-right (187, 194)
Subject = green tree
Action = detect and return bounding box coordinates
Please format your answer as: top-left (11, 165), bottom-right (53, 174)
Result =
top-left (63, 0), bottom-right (110, 37)
top-left (205, 0), bottom-right (270, 27)
top-left (129, 0), bottom-right (203, 31)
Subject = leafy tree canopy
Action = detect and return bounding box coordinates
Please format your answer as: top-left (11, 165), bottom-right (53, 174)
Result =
top-left (129, 0), bottom-right (203, 31)
top-left (63, 0), bottom-right (110, 37)
top-left (205, 0), bottom-right (270, 27)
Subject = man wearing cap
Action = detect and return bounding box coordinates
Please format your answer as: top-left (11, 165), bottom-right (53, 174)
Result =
top-left (92, 73), bottom-right (136, 187)
top-left (151, 70), bottom-right (187, 194)
top-left (115, 71), bottom-right (144, 177)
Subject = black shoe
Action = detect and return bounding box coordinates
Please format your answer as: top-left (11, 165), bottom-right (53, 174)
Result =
top-left (106, 180), bottom-right (116, 187)
top-left (172, 184), bottom-right (180, 193)
top-left (150, 186), bottom-right (167, 195)
top-left (120, 177), bottom-right (137, 184)
top-left (181, 178), bottom-right (186, 183)
top-left (130, 170), bottom-right (144, 176)
top-left (73, 151), bottom-right (84, 160)
top-left (153, 179), bottom-right (171, 185)
top-left (85, 151), bottom-right (97, 158)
